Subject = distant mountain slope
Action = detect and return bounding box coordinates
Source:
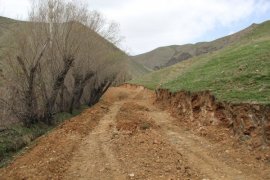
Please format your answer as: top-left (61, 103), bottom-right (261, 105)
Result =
top-left (131, 20), bottom-right (270, 103)
top-left (131, 22), bottom-right (262, 70)
top-left (126, 58), bottom-right (151, 78)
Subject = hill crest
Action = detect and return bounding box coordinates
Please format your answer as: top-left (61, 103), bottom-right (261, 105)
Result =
top-left (131, 21), bottom-right (269, 70)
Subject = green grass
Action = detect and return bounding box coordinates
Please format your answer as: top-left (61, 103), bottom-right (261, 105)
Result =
top-left (0, 106), bottom-right (88, 167)
top-left (248, 21), bottom-right (270, 40)
top-left (131, 40), bottom-right (270, 104)
top-left (0, 123), bottom-right (49, 166)
top-left (132, 20), bottom-right (270, 70)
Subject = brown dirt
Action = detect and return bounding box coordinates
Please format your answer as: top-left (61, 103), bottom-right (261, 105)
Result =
top-left (0, 85), bottom-right (270, 179)
top-left (0, 101), bottom-right (110, 180)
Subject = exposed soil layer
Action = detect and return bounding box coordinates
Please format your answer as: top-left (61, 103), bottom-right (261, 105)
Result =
top-left (0, 84), bottom-right (270, 179)
top-left (154, 87), bottom-right (270, 168)
top-left (155, 88), bottom-right (270, 143)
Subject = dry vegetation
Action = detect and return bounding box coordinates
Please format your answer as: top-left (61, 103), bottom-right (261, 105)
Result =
top-left (0, 0), bottom-right (127, 127)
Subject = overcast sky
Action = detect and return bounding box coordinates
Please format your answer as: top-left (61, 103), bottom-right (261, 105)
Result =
top-left (0, 0), bottom-right (270, 55)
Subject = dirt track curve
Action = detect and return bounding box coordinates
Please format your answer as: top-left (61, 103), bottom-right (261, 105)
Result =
top-left (1, 85), bottom-right (270, 180)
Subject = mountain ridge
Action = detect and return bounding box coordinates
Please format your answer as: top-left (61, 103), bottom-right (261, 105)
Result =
top-left (130, 19), bottom-right (270, 103)
top-left (131, 21), bottom-right (267, 70)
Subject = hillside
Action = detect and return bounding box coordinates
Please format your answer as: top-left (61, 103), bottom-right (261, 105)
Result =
top-left (131, 20), bottom-right (270, 104)
top-left (0, 16), bottom-right (19, 38)
top-left (0, 17), bottom-right (17, 77)
top-left (0, 16), bottom-right (147, 79)
top-left (126, 58), bottom-right (151, 78)
top-left (131, 22), bottom-right (259, 70)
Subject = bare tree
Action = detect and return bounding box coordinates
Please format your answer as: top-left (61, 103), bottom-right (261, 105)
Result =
top-left (1, 19), bottom-right (51, 126)
top-left (29, 0), bottom-right (92, 123)
top-left (1, 0), bottom-right (127, 126)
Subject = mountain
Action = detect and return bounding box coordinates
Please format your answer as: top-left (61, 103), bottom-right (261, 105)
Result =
top-left (131, 22), bottom-right (260, 70)
top-left (126, 58), bottom-right (151, 78)
top-left (0, 16), bottom-right (150, 79)
top-left (131, 20), bottom-right (270, 104)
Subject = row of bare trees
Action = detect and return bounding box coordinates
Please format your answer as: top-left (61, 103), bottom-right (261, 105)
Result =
top-left (0, 0), bottom-right (128, 127)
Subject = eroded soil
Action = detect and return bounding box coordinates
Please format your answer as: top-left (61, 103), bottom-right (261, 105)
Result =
top-left (0, 86), bottom-right (270, 180)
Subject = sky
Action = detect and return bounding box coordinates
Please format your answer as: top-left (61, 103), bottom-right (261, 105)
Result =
top-left (0, 0), bottom-right (270, 55)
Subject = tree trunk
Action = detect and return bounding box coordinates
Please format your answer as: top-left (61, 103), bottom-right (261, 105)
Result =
top-left (69, 72), bottom-right (94, 114)
top-left (88, 78), bottom-right (114, 107)
top-left (45, 55), bottom-right (74, 124)
top-left (59, 85), bottom-right (65, 112)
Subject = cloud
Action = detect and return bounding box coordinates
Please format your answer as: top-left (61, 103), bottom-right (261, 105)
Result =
top-left (0, 0), bottom-right (31, 19)
top-left (1, 0), bottom-right (270, 54)
top-left (88, 0), bottom-right (270, 54)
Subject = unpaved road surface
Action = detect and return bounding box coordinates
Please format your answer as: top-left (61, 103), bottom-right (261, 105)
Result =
top-left (1, 86), bottom-right (270, 180)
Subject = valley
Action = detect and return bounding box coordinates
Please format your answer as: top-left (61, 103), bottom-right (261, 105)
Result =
top-left (1, 85), bottom-right (269, 179)
top-left (0, 1), bottom-right (270, 179)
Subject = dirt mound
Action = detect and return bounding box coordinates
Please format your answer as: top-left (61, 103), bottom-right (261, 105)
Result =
top-left (112, 101), bottom-right (201, 179)
top-left (102, 87), bottom-right (130, 103)
top-left (116, 102), bottom-right (156, 133)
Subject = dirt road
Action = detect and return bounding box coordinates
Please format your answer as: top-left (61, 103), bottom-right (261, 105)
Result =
top-left (1, 85), bottom-right (269, 179)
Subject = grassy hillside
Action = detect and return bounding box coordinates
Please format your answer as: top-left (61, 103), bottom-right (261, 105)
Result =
top-left (131, 22), bottom-right (259, 70)
top-left (131, 21), bottom-right (270, 104)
